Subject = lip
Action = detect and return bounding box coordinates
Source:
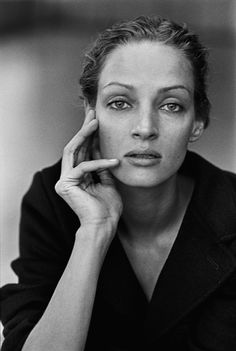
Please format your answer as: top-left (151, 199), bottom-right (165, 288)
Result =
top-left (124, 149), bottom-right (162, 167)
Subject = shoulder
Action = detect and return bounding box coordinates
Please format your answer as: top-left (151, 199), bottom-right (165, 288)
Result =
top-left (23, 159), bottom-right (79, 239)
top-left (183, 151), bottom-right (236, 242)
top-left (37, 158), bottom-right (62, 190)
top-left (24, 159), bottom-right (62, 202)
top-left (184, 151), bottom-right (236, 192)
top-left (221, 168), bottom-right (236, 193)
top-left (22, 159), bottom-right (63, 212)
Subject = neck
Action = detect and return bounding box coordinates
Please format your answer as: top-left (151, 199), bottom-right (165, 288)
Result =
top-left (115, 174), bottom-right (193, 243)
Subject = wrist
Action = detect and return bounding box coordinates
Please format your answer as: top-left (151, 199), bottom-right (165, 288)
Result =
top-left (74, 224), bottom-right (115, 256)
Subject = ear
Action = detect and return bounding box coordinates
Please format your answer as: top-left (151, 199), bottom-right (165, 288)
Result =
top-left (189, 120), bottom-right (204, 143)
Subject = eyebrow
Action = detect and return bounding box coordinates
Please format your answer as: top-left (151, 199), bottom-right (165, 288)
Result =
top-left (103, 82), bottom-right (134, 90)
top-left (102, 82), bottom-right (192, 95)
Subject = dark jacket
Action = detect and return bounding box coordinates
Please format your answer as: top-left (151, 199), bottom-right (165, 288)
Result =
top-left (1, 151), bottom-right (236, 351)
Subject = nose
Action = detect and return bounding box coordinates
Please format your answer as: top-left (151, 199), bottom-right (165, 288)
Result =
top-left (131, 107), bottom-right (159, 141)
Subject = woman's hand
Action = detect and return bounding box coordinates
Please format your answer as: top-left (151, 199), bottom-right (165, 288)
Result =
top-left (55, 109), bottom-right (123, 239)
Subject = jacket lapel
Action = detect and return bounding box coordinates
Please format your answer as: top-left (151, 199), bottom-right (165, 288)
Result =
top-left (144, 203), bottom-right (236, 343)
top-left (97, 235), bottom-right (148, 317)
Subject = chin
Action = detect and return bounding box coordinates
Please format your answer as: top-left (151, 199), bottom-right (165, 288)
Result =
top-left (111, 167), bottom-right (171, 189)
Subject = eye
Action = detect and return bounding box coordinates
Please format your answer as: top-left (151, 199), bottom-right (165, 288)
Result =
top-left (160, 103), bottom-right (183, 113)
top-left (108, 100), bottom-right (131, 110)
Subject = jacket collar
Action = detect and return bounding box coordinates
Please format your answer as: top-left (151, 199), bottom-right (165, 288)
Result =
top-left (97, 151), bottom-right (236, 342)
top-left (180, 151), bottom-right (236, 240)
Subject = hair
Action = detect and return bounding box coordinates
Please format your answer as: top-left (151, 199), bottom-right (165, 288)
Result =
top-left (79, 15), bottom-right (210, 128)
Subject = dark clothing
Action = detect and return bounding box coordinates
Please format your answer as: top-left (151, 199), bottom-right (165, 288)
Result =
top-left (1, 151), bottom-right (236, 351)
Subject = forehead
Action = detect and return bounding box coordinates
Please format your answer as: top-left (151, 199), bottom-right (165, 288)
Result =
top-left (98, 41), bottom-right (193, 91)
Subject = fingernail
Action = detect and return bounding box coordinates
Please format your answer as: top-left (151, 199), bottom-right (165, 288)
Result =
top-left (109, 159), bottom-right (119, 162)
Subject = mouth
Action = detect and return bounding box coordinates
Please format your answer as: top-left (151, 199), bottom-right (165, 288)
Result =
top-left (124, 150), bottom-right (162, 159)
top-left (124, 149), bottom-right (162, 167)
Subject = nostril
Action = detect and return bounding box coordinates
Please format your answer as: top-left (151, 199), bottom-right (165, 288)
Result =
top-left (131, 129), bottom-right (158, 140)
top-left (148, 133), bottom-right (158, 141)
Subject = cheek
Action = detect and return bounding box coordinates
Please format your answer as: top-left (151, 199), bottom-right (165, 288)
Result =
top-left (162, 122), bottom-right (194, 157)
top-left (97, 118), bottom-right (120, 158)
top-left (174, 128), bottom-right (192, 148)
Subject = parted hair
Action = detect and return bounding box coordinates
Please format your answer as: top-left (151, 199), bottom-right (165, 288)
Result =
top-left (79, 15), bottom-right (210, 128)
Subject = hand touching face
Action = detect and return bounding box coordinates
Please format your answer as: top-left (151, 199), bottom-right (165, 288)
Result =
top-left (55, 109), bottom-right (122, 234)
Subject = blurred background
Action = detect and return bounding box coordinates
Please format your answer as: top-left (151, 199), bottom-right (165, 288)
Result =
top-left (1, 0), bottom-right (236, 288)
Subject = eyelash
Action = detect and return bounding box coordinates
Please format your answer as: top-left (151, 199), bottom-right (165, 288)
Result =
top-left (107, 99), bottom-right (130, 110)
top-left (107, 100), bottom-right (184, 114)
top-left (160, 103), bottom-right (184, 113)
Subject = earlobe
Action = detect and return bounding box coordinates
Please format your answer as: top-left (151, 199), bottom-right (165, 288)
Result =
top-left (189, 121), bottom-right (204, 143)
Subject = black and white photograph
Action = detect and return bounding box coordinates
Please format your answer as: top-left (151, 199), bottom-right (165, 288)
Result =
top-left (1, 1), bottom-right (236, 350)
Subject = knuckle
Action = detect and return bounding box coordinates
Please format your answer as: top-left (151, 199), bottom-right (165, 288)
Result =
top-left (63, 143), bottom-right (75, 156)
top-left (54, 180), bottom-right (60, 192)
top-left (54, 179), bottom-right (70, 196)
top-left (54, 180), bottom-right (63, 195)
top-left (78, 162), bottom-right (87, 173)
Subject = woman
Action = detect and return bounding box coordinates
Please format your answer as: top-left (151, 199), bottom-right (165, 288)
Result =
top-left (1, 16), bottom-right (236, 351)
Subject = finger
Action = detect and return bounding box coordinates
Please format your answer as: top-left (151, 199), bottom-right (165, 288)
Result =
top-left (72, 110), bottom-right (97, 165)
top-left (68, 119), bottom-right (98, 154)
top-left (63, 109), bottom-right (96, 168)
top-left (61, 119), bottom-right (98, 175)
top-left (81, 126), bottom-right (99, 164)
top-left (69, 159), bottom-right (119, 180)
top-left (72, 112), bottom-right (98, 169)
top-left (82, 109), bottom-right (96, 126)
top-left (78, 172), bottom-right (93, 191)
top-left (91, 131), bottom-right (117, 185)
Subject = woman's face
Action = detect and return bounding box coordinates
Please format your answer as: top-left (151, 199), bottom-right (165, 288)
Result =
top-left (95, 41), bottom-right (203, 187)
